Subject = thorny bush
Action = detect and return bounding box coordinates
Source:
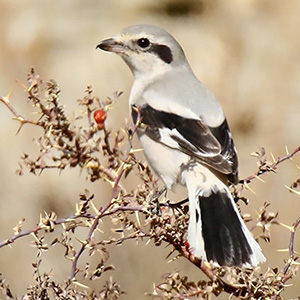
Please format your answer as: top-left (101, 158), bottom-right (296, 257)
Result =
top-left (0, 69), bottom-right (299, 299)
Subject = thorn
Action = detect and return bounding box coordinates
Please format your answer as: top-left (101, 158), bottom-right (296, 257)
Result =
top-left (167, 254), bottom-right (181, 264)
top-left (84, 161), bottom-right (97, 169)
top-left (135, 211), bottom-right (141, 228)
top-left (102, 177), bottom-right (115, 187)
top-left (255, 175), bottom-right (265, 183)
top-left (72, 280), bottom-right (90, 289)
top-left (90, 201), bottom-right (99, 214)
top-left (74, 237), bottom-right (88, 246)
top-left (244, 181), bottom-right (257, 195)
top-left (165, 247), bottom-right (176, 260)
top-left (285, 145), bottom-right (290, 155)
top-left (6, 89), bottom-right (13, 101)
top-left (152, 282), bottom-right (158, 295)
top-left (13, 117), bottom-right (25, 135)
top-left (277, 221), bottom-right (293, 231)
top-left (116, 161), bottom-right (125, 174)
top-left (30, 232), bottom-right (40, 242)
top-left (276, 248), bottom-right (289, 252)
top-left (129, 148), bottom-right (144, 153)
top-left (39, 213), bottom-right (43, 224)
top-left (46, 124), bottom-right (53, 138)
top-left (15, 79), bottom-right (28, 90)
top-left (282, 283), bottom-right (293, 288)
top-left (95, 227), bottom-right (104, 234)
top-left (285, 185), bottom-right (300, 196)
top-left (270, 152), bottom-right (276, 163)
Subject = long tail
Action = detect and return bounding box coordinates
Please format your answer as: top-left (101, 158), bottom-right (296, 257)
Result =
top-left (184, 169), bottom-right (266, 267)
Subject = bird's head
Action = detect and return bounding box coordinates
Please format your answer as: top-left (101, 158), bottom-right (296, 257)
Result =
top-left (97, 24), bottom-right (188, 78)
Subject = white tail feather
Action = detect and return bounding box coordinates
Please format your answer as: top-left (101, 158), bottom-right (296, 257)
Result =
top-left (184, 165), bottom-right (266, 267)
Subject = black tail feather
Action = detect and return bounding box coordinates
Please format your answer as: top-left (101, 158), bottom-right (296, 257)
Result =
top-left (199, 190), bottom-right (253, 267)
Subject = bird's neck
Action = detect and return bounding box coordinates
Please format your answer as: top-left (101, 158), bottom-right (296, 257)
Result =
top-left (128, 64), bottom-right (191, 107)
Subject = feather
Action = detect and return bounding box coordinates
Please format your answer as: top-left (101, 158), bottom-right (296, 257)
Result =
top-left (132, 104), bottom-right (238, 182)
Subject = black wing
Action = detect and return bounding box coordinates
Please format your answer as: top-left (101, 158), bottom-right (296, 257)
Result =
top-left (132, 104), bottom-right (238, 183)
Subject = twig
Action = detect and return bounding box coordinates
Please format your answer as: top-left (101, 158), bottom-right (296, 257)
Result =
top-left (0, 95), bottom-right (42, 132)
top-left (241, 146), bottom-right (300, 184)
top-left (282, 216), bottom-right (300, 278)
top-left (110, 108), bottom-right (141, 200)
top-left (0, 205), bottom-right (146, 250)
top-left (68, 204), bottom-right (145, 280)
top-left (2, 79), bottom-right (300, 298)
top-left (0, 224), bottom-right (42, 249)
top-left (289, 216), bottom-right (300, 258)
top-left (180, 244), bottom-right (217, 282)
top-left (0, 213), bottom-right (95, 249)
top-left (69, 109), bottom-right (143, 281)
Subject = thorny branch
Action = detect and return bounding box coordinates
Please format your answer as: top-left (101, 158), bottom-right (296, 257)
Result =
top-left (289, 217), bottom-right (300, 259)
top-left (0, 205), bottom-right (147, 250)
top-left (0, 69), bottom-right (299, 299)
top-left (282, 217), bottom-right (300, 280)
top-left (241, 146), bottom-right (300, 184)
top-left (69, 114), bottom-right (142, 281)
top-left (0, 94), bottom-right (41, 132)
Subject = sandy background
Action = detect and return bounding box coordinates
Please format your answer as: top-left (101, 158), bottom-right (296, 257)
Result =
top-left (0, 0), bottom-right (299, 299)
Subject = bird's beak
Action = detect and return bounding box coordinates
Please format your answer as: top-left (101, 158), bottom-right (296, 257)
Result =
top-left (96, 38), bottom-right (125, 54)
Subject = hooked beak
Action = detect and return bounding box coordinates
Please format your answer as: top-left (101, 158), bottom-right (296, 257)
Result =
top-left (96, 38), bottom-right (125, 53)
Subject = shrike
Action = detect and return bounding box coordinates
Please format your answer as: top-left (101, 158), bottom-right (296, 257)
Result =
top-left (97, 24), bottom-right (266, 267)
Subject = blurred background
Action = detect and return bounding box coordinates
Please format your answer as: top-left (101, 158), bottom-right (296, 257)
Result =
top-left (0, 0), bottom-right (299, 298)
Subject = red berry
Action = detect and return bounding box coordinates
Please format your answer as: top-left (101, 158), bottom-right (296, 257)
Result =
top-left (184, 241), bottom-right (190, 250)
top-left (94, 109), bottom-right (107, 129)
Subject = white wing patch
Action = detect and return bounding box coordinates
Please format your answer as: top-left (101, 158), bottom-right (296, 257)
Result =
top-left (158, 127), bottom-right (220, 158)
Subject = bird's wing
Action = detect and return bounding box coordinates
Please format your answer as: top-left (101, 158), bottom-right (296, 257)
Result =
top-left (132, 104), bottom-right (238, 182)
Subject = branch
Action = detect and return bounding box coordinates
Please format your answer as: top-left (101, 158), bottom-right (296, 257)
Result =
top-left (69, 112), bottom-right (143, 281)
top-left (0, 205), bottom-right (145, 250)
top-left (180, 244), bottom-right (217, 282)
top-left (69, 205), bottom-right (146, 280)
top-left (282, 216), bottom-right (300, 280)
top-left (289, 216), bottom-right (300, 258)
top-left (0, 213), bottom-right (95, 249)
top-left (241, 146), bottom-right (300, 184)
top-left (1, 71), bottom-right (300, 298)
top-left (0, 95), bottom-right (42, 133)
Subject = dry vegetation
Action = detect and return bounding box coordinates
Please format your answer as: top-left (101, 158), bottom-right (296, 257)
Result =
top-left (1, 1), bottom-right (300, 299)
top-left (0, 69), bottom-right (299, 299)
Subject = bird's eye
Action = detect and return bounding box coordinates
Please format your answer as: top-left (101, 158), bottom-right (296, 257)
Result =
top-left (137, 38), bottom-right (150, 48)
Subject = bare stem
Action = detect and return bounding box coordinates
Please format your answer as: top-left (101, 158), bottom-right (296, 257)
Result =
top-left (0, 96), bottom-right (42, 131)
top-left (69, 109), bottom-right (143, 281)
top-left (282, 216), bottom-right (300, 278)
top-left (0, 213), bottom-right (95, 249)
top-left (241, 146), bottom-right (300, 184)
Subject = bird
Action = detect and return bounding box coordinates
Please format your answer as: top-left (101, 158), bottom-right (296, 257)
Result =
top-left (96, 24), bottom-right (266, 267)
